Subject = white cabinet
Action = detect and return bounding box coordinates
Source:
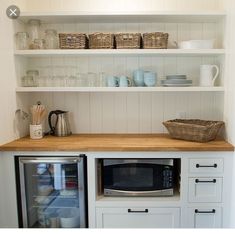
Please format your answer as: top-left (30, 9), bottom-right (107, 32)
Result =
top-left (96, 207), bottom-right (180, 228)
top-left (188, 177), bottom-right (222, 202)
top-left (187, 207), bottom-right (222, 228)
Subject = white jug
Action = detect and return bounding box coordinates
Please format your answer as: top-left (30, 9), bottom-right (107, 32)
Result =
top-left (200, 65), bottom-right (219, 87)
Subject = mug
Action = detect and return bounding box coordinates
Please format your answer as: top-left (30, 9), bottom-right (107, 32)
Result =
top-left (106, 76), bottom-right (118, 87)
top-left (30, 124), bottom-right (43, 139)
top-left (119, 76), bottom-right (132, 87)
top-left (133, 69), bottom-right (145, 87)
top-left (200, 65), bottom-right (219, 87)
top-left (144, 71), bottom-right (157, 87)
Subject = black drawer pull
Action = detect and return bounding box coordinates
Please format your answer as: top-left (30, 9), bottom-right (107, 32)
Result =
top-left (128, 209), bottom-right (148, 213)
top-left (195, 179), bottom-right (216, 183)
top-left (196, 164), bottom-right (217, 168)
top-left (195, 209), bottom-right (216, 214)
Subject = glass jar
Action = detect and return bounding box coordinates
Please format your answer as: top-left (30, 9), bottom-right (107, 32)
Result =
top-left (45, 29), bottom-right (58, 49)
top-left (33, 39), bottom-right (45, 49)
top-left (15, 32), bottom-right (29, 50)
top-left (28, 19), bottom-right (41, 49)
top-left (26, 70), bottom-right (39, 86)
top-left (21, 75), bottom-right (36, 87)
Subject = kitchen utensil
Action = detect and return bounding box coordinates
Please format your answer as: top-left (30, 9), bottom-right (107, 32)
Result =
top-left (200, 64), bottom-right (219, 87)
top-left (178, 40), bottom-right (214, 49)
top-left (48, 110), bottom-right (72, 137)
top-left (166, 75), bottom-right (187, 80)
top-left (133, 69), bottom-right (145, 86)
top-left (30, 124), bottom-right (43, 139)
top-left (106, 76), bottom-right (119, 87)
top-left (30, 103), bottom-right (46, 125)
top-left (144, 71), bottom-right (157, 87)
top-left (59, 208), bottom-right (80, 228)
top-left (118, 76), bottom-right (132, 87)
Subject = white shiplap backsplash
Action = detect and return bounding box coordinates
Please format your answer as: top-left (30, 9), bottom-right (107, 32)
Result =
top-left (29, 92), bottom-right (224, 134)
top-left (21, 21), bottom-right (225, 134)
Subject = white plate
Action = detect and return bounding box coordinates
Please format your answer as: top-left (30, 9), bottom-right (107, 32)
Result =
top-left (161, 84), bottom-right (192, 87)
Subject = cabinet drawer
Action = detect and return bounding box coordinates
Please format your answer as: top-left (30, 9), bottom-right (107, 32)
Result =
top-left (188, 177), bottom-right (222, 203)
top-left (189, 158), bottom-right (223, 174)
top-left (187, 207), bottom-right (222, 228)
top-left (96, 207), bottom-right (180, 228)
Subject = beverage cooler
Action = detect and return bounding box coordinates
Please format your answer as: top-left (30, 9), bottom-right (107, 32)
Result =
top-left (15, 155), bottom-right (87, 228)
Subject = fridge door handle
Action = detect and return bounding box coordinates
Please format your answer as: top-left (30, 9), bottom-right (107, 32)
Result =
top-left (19, 157), bottom-right (81, 164)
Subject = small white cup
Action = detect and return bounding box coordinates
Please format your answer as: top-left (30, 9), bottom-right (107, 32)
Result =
top-left (30, 124), bottom-right (43, 139)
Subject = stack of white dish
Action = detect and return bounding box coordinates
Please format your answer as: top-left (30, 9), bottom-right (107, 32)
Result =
top-left (161, 75), bottom-right (192, 87)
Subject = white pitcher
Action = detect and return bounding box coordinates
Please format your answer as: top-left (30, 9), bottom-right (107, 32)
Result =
top-left (200, 65), bottom-right (219, 87)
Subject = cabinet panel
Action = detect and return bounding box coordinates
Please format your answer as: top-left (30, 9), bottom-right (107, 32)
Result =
top-left (96, 207), bottom-right (180, 228)
top-left (187, 207), bottom-right (222, 228)
top-left (189, 158), bottom-right (223, 174)
top-left (188, 177), bottom-right (222, 202)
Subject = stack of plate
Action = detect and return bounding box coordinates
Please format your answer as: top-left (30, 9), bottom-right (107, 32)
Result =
top-left (161, 75), bottom-right (192, 87)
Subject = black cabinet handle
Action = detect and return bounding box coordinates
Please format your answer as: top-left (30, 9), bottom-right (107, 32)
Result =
top-left (128, 209), bottom-right (148, 213)
top-left (195, 179), bottom-right (216, 183)
top-left (196, 164), bottom-right (217, 168)
top-left (195, 209), bottom-right (216, 214)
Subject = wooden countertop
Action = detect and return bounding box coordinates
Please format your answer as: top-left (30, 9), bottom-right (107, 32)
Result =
top-left (0, 134), bottom-right (234, 152)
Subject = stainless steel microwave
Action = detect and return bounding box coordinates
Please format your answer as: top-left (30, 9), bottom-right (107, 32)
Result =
top-left (102, 159), bottom-right (174, 197)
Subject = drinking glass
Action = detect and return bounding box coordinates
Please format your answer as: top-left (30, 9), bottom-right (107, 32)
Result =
top-left (76, 73), bottom-right (87, 87)
top-left (87, 72), bottom-right (97, 87)
top-left (98, 72), bottom-right (106, 87)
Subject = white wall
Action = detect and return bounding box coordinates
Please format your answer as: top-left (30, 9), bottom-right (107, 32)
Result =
top-left (25, 0), bottom-right (224, 12)
top-left (224, 0), bottom-right (235, 227)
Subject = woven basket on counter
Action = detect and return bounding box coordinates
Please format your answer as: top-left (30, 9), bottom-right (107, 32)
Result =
top-left (143, 32), bottom-right (169, 49)
top-left (163, 119), bottom-right (224, 142)
top-left (115, 33), bottom-right (142, 49)
top-left (89, 33), bottom-right (114, 49)
top-left (59, 33), bottom-right (88, 49)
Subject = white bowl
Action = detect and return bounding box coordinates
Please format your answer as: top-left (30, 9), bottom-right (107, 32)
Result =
top-left (59, 208), bottom-right (80, 228)
top-left (179, 40), bottom-right (214, 49)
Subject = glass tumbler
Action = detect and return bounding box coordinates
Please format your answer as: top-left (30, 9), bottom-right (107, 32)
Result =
top-left (26, 70), bottom-right (39, 87)
top-left (33, 39), bottom-right (45, 49)
top-left (45, 29), bottom-right (59, 49)
top-left (87, 72), bottom-right (97, 87)
top-left (21, 76), bottom-right (36, 87)
top-left (16, 32), bottom-right (29, 50)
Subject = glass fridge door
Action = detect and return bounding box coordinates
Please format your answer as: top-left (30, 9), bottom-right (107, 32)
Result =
top-left (18, 157), bottom-right (86, 228)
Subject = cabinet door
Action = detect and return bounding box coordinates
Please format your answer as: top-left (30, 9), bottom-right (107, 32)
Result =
top-left (187, 207), bottom-right (222, 228)
top-left (96, 207), bottom-right (180, 228)
top-left (188, 177), bottom-right (222, 202)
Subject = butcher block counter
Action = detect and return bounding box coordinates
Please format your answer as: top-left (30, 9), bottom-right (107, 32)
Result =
top-left (0, 134), bottom-right (234, 152)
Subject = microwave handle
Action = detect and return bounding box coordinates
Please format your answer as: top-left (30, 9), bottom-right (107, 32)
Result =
top-left (128, 209), bottom-right (149, 213)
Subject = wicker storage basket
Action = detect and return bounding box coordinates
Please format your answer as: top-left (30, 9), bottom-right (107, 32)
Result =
top-left (59, 33), bottom-right (88, 49)
top-left (163, 119), bottom-right (224, 142)
top-left (143, 32), bottom-right (169, 49)
top-left (89, 33), bottom-right (114, 49)
top-left (115, 33), bottom-right (141, 49)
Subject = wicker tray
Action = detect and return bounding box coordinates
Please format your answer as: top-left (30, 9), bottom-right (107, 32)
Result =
top-left (59, 33), bottom-right (88, 49)
top-left (163, 119), bottom-right (224, 142)
top-left (89, 33), bottom-right (114, 49)
top-left (115, 33), bottom-right (141, 49)
top-left (143, 32), bottom-right (169, 49)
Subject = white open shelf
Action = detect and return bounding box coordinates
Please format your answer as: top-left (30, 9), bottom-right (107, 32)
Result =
top-left (18, 11), bottom-right (226, 24)
top-left (14, 49), bottom-right (225, 57)
top-left (15, 87), bottom-right (225, 93)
